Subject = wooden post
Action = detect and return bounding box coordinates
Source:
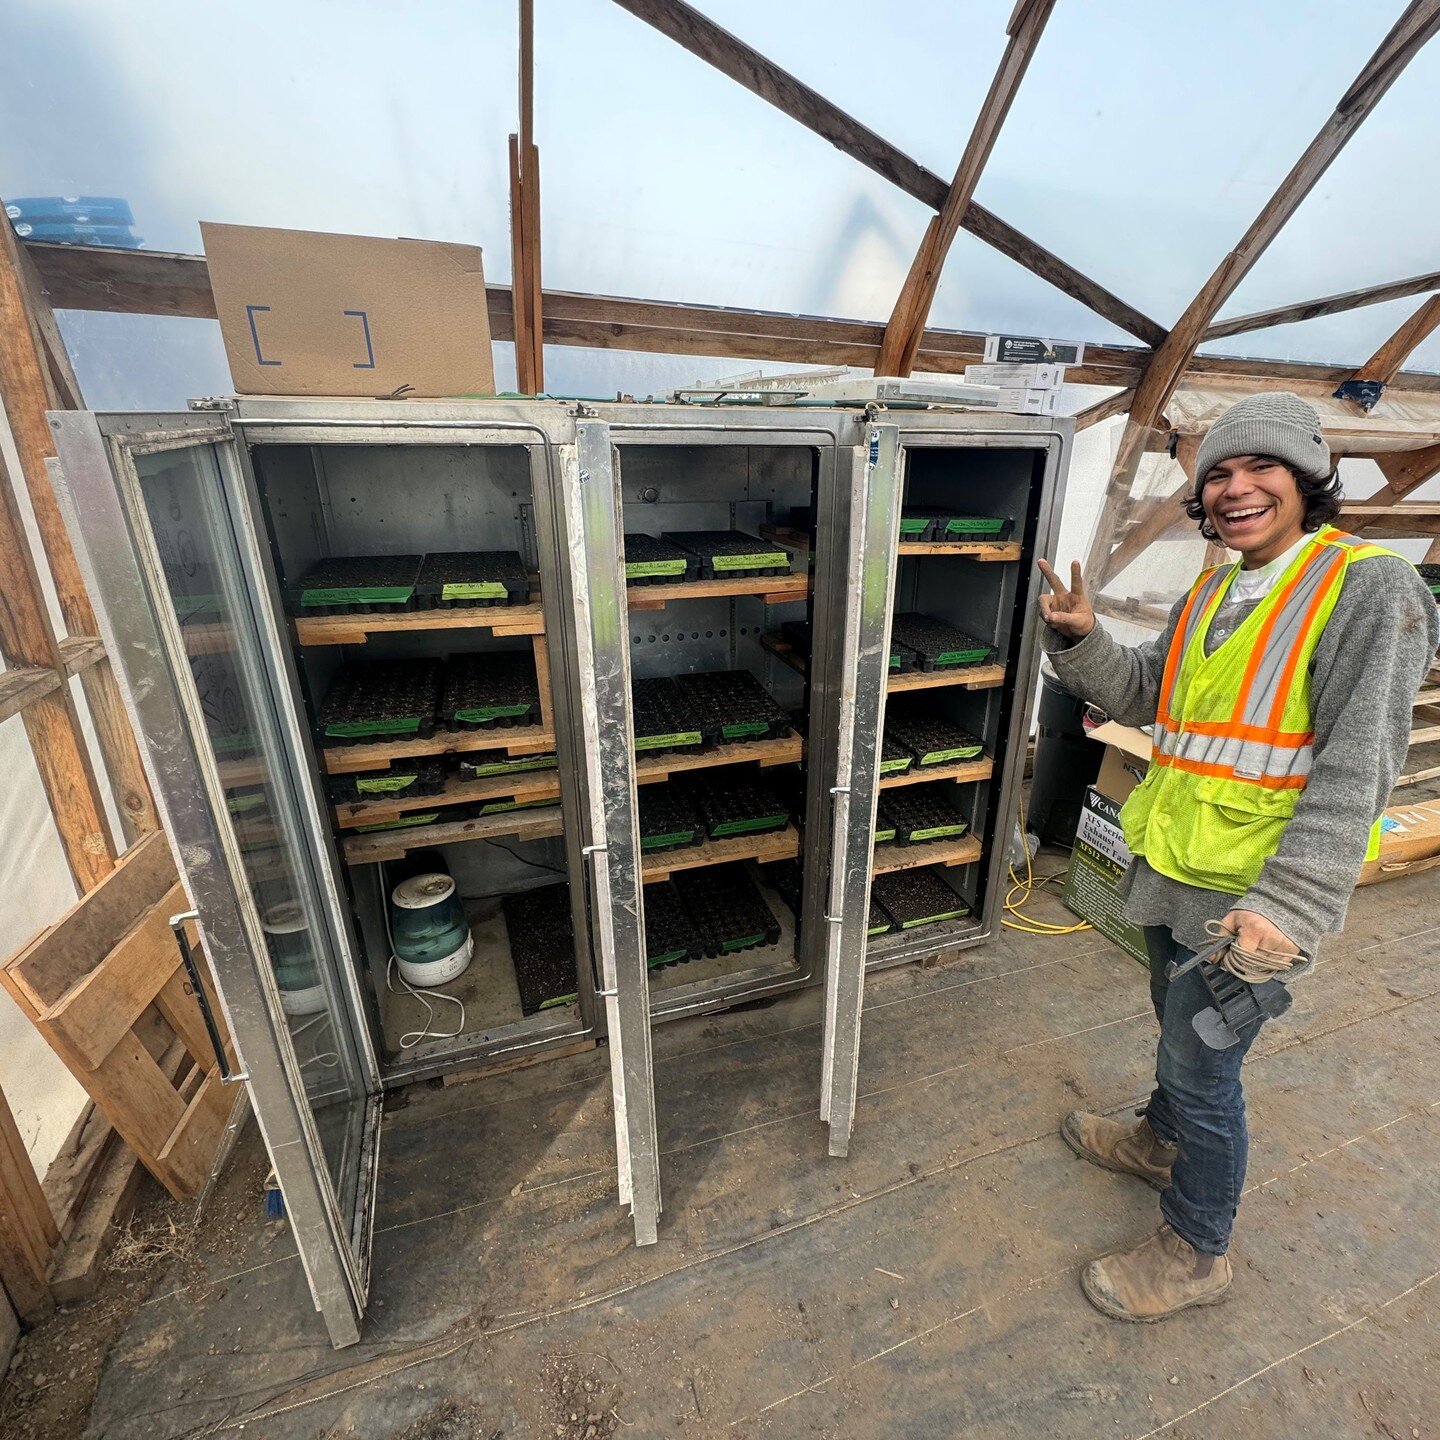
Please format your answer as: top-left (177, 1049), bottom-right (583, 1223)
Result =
top-left (0, 1086), bottom-right (58, 1323)
top-left (509, 0), bottom-right (544, 394)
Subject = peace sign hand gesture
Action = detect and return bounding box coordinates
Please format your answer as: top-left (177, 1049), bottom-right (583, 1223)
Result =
top-left (1037, 559), bottom-right (1096, 642)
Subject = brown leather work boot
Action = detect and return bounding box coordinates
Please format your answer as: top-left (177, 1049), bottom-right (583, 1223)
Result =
top-left (1061, 1110), bottom-right (1176, 1191)
top-left (1081, 1224), bottom-right (1232, 1322)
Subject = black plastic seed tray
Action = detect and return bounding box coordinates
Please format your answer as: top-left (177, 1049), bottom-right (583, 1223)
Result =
top-left (440, 652), bottom-right (541, 731)
top-left (870, 867), bottom-right (972, 932)
top-left (631, 676), bottom-right (704, 753)
top-left (624, 533), bottom-right (701, 586)
top-left (286, 554), bottom-right (422, 615)
top-left (642, 880), bottom-right (704, 969)
top-left (1419, 562), bottom-right (1440, 597)
top-left (867, 898), bottom-right (894, 937)
top-left (475, 796), bottom-right (560, 818)
top-left (779, 619), bottom-right (812, 655)
top-left (502, 883), bottom-right (579, 1015)
top-left (673, 863), bottom-right (782, 958)
top-left (352, 811), bottom-right (445, 834)
top-left (325, 756), bottom-right (448, 804)
top-left (415, 551), bottom-right (529, 609)
top-left (878, 735), bottom-right (913, 777)
top-left (897, 508), bottom-right (1013, 542)
top-left (638, 782), bottom-right (703, 852)
top-left (680, 773), bottom-right (791, 840)
top-left (886, 710), bottom-right (986, 768)
top-left (317, 659), bottom-right (440, 746)
top-left (662, 530), bottom-right (792, 580)
top-left (760, 858), bottom-right (805, 916)
top-left (876, 783), bottom-right (969, 845)
top-left (890, 613), bottom-right (996, 671)
top-left (673, 669), bottom-right (792, 744)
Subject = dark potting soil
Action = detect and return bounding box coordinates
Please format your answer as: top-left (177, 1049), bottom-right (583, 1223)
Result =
top-left (638, 783), bottom-right (703, 852)
top-left (287, 554), bottom-right (423, 615)
top-left (672, 669), bottom-right (792, 744)
top-left (1419, 562), bottom-right (1440, 596)
top-left (662, 530), bottom-right (792, 580)
top-left (870, 866), bottom-right (972, 931)
top-left (886, 709), bottom-right (986, 767)
top-left (673, 863), bottom-right (781, 958)
top-left (890, 613), bottom-right (996, 671)
top-left (642, 880), bottom-right (704, 968)
top-left (415, 551), bottom-right (529, 608)
top-left (317, 659), bottom-right (440, 745)
top-left (502, 883), bottom-right (579, 1015)
top-left (440, 652), bottom-right (541, 730)
top-left (876, 783), bottom-right (969, 844)
top-left (760, 858), bottom-right (804, 916)
top-left (681, 772), bottom-right (791, 839)
top-left (623, 533), bottom-right (700, 585)
top-left (325, 755), bottom-right (448, 803)
top-left (631, 676), bottom-right (704, 753)
top-left (879, 735), bottom-right (913, 776)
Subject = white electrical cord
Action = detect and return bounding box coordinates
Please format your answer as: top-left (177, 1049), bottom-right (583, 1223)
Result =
top-left (290, 1009), bottom-right (339, 1071)
top-left (380, 861), bottom-right (467, 1050)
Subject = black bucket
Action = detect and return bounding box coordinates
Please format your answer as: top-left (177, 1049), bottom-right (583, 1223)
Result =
top-left (1029, 667), bottom-right (1104, 846)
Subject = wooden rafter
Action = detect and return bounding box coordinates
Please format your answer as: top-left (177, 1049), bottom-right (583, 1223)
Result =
top-left (509, 0), bottom-right (544, 394)
top-left (1348, 291), bottom-right (1440, 388)
top-left (1073, 388), bottom-right (1134, 431)
top-left (608, 0), bottom-right (1165, 346)
top-left (877, 0), bottom-right (1057, 377)
top-left (1089, 0), bottom-right (1440, 587)
top-left (1205, 269), bottom-right (1440, 342)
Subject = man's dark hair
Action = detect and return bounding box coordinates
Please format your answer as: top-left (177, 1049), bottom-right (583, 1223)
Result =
top-left (1185, 455), bottom-right (1343, 543)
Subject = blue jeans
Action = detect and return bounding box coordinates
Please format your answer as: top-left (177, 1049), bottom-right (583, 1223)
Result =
top-left (1140, 925), bottom-right (1266, 1255)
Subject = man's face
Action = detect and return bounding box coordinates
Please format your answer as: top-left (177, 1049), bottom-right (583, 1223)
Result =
top-left (1199, 454), bottom-right (1307, 559)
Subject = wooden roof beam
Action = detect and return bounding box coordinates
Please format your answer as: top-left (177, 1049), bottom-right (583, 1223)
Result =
top-left (1336, 290), bottom-right (1440, 409)
top-left (609, 0), bottom-right (1165, 347)
top-left (877, 0), bottom-right (1058, 377)
top-left (1205, 269), bottom-right (1440, 342)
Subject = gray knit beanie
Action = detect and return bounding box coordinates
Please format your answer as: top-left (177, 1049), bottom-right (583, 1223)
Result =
top-left (1192, 391), bottom-right (1331, 488)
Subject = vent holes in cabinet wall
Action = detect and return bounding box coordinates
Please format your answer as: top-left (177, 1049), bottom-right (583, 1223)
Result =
top-left (632, 628), bottom-right (728, 644)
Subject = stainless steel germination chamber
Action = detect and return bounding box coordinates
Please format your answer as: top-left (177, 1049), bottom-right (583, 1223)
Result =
top-left (52, 398), bottom-right (1071, 1345)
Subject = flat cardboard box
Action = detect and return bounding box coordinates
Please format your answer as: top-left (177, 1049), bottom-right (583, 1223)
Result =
top-left (983, 334), bottom-right (1085, 366)
top-left (1089, 720), bottom-right (1152, 803)
top-left (1358, 798), bottom-right (1440, 886)
top-left (964, 362), bottom-right (1065, 390)
top-left (1062, 786), bottom-right (1148, 967)
top-left (201, 222), bottom-right (495, 399)
top-left (992, 387), bottom-right (1059, 416)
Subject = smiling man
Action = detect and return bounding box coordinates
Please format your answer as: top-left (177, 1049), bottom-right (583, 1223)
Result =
top-left (1036, 391), bottom-right (1438, 1323)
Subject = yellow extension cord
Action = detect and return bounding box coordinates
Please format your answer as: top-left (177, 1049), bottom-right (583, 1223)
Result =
top-left (1001, 797), bottom-right (1093, 937)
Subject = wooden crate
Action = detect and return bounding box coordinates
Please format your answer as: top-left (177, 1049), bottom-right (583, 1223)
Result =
top-left (0, 833), bottom-right (237, 1200)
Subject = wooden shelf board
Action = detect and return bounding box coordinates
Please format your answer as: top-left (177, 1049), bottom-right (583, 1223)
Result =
top-left (635, 733), bottom-right (802, 783)
top-left (641, 823), bottom-right (799, 881)
top-left (872, 833), bottom-right (982, 875)
top-left (1410, 723), bottom-right (1440, 748)
top-left (625, 573), bottom-right (808, 611)
top-left (759, 631), bottom-right (808, 677)
top-left (889, 664), bottom-right (1005, 693)
top-left (758, 523), bottom-right (814, 556)
top-left (322, 727), bottom-right (557, 775)
top-left (294, 600), bottom-right (545, 647)
top-left (879, 757), bottom-right (993, 789)
top-left (333, 769), bottom-right (562, 829)
top-left (897, 540), bottom-right (1020, 561)
top-left (342, 805), bottom-right (563, 865)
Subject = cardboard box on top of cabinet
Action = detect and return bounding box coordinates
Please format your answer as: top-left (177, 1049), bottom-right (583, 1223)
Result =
top-left (201, 223), bottom-right (495, 399)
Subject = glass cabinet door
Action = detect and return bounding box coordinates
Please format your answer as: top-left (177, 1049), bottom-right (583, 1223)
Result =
top-left (52, 412), bottom-right (380, 1347)
top-left (819, 425), bottom-right (903, 1158)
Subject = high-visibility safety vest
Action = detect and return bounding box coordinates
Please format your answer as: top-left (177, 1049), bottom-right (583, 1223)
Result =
top-left (1119, 525), bottom-right (1399, 895)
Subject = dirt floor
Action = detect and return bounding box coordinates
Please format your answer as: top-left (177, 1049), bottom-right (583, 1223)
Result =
top-left (3, 862), bottom-right (1440, 1439)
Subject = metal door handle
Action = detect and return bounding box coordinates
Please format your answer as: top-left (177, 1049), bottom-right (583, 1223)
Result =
top-left (169, 910), bottom-right (247, 1085)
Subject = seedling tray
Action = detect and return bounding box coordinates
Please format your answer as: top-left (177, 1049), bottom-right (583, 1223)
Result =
top-left (416, 551), bottom-right (529, 608)
top-left (879, 736), bottom-right (913, 777)
top-left (326, 756), bottom-right (448, 803)
top-left (476, 796), bottom-right (560, 818)
top-left (632, 676), bottom-right (704, 753)
top-left (867, 898), bottom-right (894, 938)
top-left (440, 652), bottom-right (541, 731)
top-left (459, 752), bottom-right (559, 781)
top-left (760, 858), bottom-right (804, 916)
top-left (317, 659), bottom-right (440, 746)
top-left (1419, 562), bottom-right (1440, 597)
top-left (286, 554), bottom-right (422, 615)
top-left (624, 533), bottom-right (701, 585)
top-left (642, 880), bottom-right (704, 969)
top-left (662, 529), bottom-right (792, 580)
top-left (876, 783), bottom-right (970, 844)
top-left (681, 773), bottom-right (791, 839)
top-left (886, 712), bottom-right (986, 767)
top-left (674, 863), bottom-right (782, 958)
top-left (639, 783), bottom-right (703, 852)
top-left (890, 613), bottom-right (996, 671)
top-left (779, 619), bottom-right (914, 673)
top-left (673, 669), bottom-right (792, 744)
top-left (871, 867), bottom-right (972, 931)
top-left (898, 509), bottom-right (1012, 542)
top-left (502, 883), bottom-right (579, 1015)
top-left (353, 811), bottom-right (443, 833)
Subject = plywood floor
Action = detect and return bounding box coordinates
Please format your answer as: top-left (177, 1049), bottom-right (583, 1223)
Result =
top-left (74, 864), bottom-right (1440, 1440)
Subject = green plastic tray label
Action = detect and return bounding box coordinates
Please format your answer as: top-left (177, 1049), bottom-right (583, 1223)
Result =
top-left (710, 552), bottom-right (788, 572)
top-left (626, 560), bottom-right (688, 579)
top-left (646, 949), bottom-right (688, 968)
top-left (539, 992), bottom-right (579, 1011)
top-left (879, 757), bottom-right (912, 775)
top-left (721, 721), bottom-right (770, 739)
top-left (464, 756), bottom-right (558, 777)
top-left (898, 518), bottom-right (928, 535)
top-left (943, 518), bottom-right (1004, 535)
top-left (302, 585), bottom-right (414, 607)
top-left (354, 812), bottom-right (440, 832)
top-left (900, 908), bottom-right (969, 929)
top-left (226, 792), bottom-right (264, 814)
top-left (356, 773), bottom-right (418, 794)
top-left (325, 717), bottom-right (422, 738)
top-left (711, 815), bottom-right (787, 838)
top-left (721, 932), bottom-right (766, 953)
top-left (641, 830), bottom-right (697, 850)
top-left (873, 828), bottom-right (897, 843)
top-left (888, 655), bottom-right (901, 670)
top-left (635, 731), bottom-right (702, 751)
top-left (454, 704), bottom-right (532, 723)
top-left (442, 581), bottom-right (507, 600)
top-left (936, 649), bottom-right (989, 666)
top-left (480, 798), bottom-right (556, 815)
top-left (908, 823), bottom-right (968, 842)
top-left (867, 922), bottom-right (891, 936)
top-left (920, 746), bottom-right (984, 765)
